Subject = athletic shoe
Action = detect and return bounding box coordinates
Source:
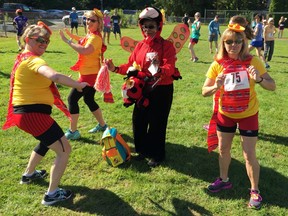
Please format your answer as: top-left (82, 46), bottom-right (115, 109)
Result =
top-left (193, 57), bottom-right (199, 62)
top-left (265, 63), bottom-right (270, 69)
top-left (20, 170), bottom-right (47, 184)
top-left (207, 177), bottom-right (232, 192)
top-left (41, 188), bottom-right (73, 206)
top-left (88, 123), bottom-right (107, 133)
top-left (147, 159), bottom-right (160, 167)
top-left (65, 129), bottom-right (80, 140)
top-left (248, 189), bottom-right (262, 210)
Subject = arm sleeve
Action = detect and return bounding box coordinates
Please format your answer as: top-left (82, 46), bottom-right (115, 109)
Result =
top-left (158, 41), bottom-right (176, 77)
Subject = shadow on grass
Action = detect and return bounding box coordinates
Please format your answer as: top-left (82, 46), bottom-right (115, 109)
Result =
top-left (258, 132), bottom-right (288, 147)
top-left (165, 143), bottom-right (288, 209)
top-left (45, 50), bottom-right (66, 54)
top-left (0, 70), bottom-right (10, 79)
top-left (55, 186), bottom-right (143, 216)
top-left (148, 197), bottom-right (213, 216)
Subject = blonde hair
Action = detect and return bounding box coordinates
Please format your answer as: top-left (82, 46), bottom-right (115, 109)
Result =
top-left (85, 10), bottom-right (104, 32)
top-left (216, 28), bottom-right (249, 61)
top-left (22, 25), bottom-right (51, 44)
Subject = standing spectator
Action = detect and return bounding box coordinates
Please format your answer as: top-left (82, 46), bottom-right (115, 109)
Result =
top-left (248, 14), bottom-right (267, 68)
top-left (111, 9), bottom-right (122, 39)
top-left (13, 9), bottom-right (28, 51)
top-left (2, 22), bottom-right (87, 205)
top-left (103, 10), bottom-right (111, 44)
top-left (208, 15), bottom-right (221, 53)
top-left (202, 24), bottom-right (276, 210)
top-left (105, 6), bottom-right (177, 167)
top-left (277, 16), bottom-right (287, 38)
top-left (60, 9), bottom-right (108, 140)
top-left (70, 7), bottom-right (79, 35)
top-left (182, 13), bottom-right (189, 27)
top-left (263, 18), bottom-right (277, 68)
top-left (82, 12), bottom-right (87, 34)
top-left (188, 12), bottom-right (201, 62)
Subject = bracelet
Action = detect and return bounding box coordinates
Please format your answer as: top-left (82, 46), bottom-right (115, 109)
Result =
top-left (66, 39), bottom-right (72, 45)
top-left (256, 77), bottom-right (263, 83)
top-left (112, 66), bottom-right (119, 72)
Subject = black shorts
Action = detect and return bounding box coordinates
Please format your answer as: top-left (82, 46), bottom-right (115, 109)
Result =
top-left (71, 22), bottom-right (78, 29)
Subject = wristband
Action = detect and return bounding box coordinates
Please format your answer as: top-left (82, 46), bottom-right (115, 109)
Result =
top-left (67, 39), bottom-right (72, 45)
top-left (256, 77), bottom-right (263, 83)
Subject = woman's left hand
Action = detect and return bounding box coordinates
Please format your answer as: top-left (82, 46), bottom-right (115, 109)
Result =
top-left (59, 30), bottom-right (68, 42)
top-left (247, 65), bottom-right (261, 82)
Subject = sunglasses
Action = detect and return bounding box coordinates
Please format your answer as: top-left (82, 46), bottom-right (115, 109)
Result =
top-left (224, 39), bottom-right (243, 45)
top-left (87, 18), bottom-right (98, 23)
top-left (30, 36), bottom-right (50, 45)
top-left (141, 25), bottom-right (157, 30)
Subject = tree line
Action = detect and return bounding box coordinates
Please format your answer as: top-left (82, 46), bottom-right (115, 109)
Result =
top-left (1, 0), bottom-right (287, 21)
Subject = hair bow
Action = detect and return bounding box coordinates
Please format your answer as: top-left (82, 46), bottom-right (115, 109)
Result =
top-left (228, 23), bottom-right (245, 32)
top-left (93, 8), bottom-right (103, 18)
top-left (37, 21), bottom-right (52, 35)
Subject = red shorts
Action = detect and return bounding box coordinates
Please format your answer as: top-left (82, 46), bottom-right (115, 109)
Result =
top-left (13, 113), bottom-right (54, 137)
top-left (190, 38), bottom-right (199, 44)
top-left (216, 112), bottom-right (259, 136)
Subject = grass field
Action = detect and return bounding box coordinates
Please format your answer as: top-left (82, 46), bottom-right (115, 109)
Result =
top-left (0, 23), bottom-right (288, 216)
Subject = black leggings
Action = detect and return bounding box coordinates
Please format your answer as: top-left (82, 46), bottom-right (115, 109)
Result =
top-left (132, 84), bottom-right (173, 162)
top-left (68, 86), bottom-right (99, 114)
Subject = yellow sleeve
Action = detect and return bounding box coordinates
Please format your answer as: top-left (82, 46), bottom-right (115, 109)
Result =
top-left (206, 61), bottom-right (224, 79)
top-left (87, 34), bottom-right (102, 51)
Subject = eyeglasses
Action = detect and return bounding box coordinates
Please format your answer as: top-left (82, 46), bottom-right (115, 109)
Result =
top-left (224, 39), bottom-right (243, 45)
top-left (30, 36), bottom-right (50, 45)
top-left (141, 25), bottom-right (157, 30)
top-left (87, 18), bottom-right (98, 23)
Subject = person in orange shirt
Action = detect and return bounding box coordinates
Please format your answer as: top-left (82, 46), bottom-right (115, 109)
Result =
top-left (60, 9), bottom-right (108, 140)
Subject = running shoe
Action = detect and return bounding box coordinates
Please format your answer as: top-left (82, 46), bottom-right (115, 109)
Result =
top-left (248, 189), bottom-right (262, 210)
top-left (207, 177), bottom-right (232, 192)
top-left (20, 170), bottom-right (47, 184)
top-left (41, 188), bottom-right (73, 206)
top-left (65, 129), bottom-right (80, 140)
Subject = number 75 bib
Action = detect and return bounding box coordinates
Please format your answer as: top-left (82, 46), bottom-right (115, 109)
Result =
top-left (224, 70), bottom-right (250, 92)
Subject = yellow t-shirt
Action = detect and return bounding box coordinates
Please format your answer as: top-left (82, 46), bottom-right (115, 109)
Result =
top-left (206, 56), bottom-right (266, 119)
top-left (78, 34), bottom-right (102, 75)
top-left (12, 56), bottom-right (54, 106)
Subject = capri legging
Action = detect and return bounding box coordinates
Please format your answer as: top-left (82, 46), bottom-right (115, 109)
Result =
top-left (68, 86), bottom-right (99, 114)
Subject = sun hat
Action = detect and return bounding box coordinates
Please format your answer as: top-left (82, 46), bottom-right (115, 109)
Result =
top-left (104, 10), bottom-right (109, 14)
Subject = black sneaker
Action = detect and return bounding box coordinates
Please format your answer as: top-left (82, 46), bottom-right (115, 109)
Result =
top-left (20, 170), bottom-right (47, 184)
top-left (41, 188), bottom-right (73, 205)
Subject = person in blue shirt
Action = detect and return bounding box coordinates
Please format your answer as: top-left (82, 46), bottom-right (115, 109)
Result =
top-left (70, 7), bottom-right (79, 35)
top-left (208, 15), bottom-right (221, 53)
top-left (248, 14), bottom-right (267, 67)
top-left (13, 9), bottom-right (28, 51)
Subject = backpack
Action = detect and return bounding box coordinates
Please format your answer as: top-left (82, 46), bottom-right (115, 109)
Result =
top-left (100, 127), bottom-right (131, 167)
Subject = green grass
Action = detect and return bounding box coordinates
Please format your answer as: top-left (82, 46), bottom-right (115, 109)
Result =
top-left (0, 24), bottom-right (288, 216)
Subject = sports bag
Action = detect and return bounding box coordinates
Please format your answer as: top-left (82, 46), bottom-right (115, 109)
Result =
top-left (100, 127), bottom-right (131, 167)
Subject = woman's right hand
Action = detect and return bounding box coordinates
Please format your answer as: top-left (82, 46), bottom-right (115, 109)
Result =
top-left (215, 72), bottom-right (226, 89)
top-left (104, 59), bottom-right (115, 72)
top-left (77, 82), bottom-right (88, 92)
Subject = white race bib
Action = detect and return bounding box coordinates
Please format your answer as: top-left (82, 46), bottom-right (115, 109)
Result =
top-left (224, 70), bottom-right (250, 91)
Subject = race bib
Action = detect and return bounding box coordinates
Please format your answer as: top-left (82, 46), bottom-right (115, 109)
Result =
top-left (224, 70), bottom-right (249, 91)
